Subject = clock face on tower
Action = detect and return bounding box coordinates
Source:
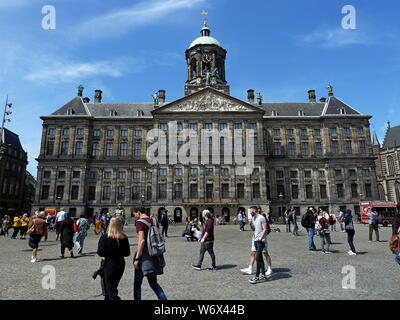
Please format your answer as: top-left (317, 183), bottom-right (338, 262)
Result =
top-left (202, 54), bottom-right (211, 63)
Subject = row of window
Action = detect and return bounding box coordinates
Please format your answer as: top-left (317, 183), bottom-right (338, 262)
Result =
top-left (274, 183), bottom-right (373, 200)
top-left (41, 182), bottom-right (374, 202)
top-left (272, 127), bottom-right (365, 137)
top-left (270, 140), bottom-right (367, 156)
top-left (269, 168), bottom-right (371, 179)
top-left (48, 128), bottom-right (143, 137)
top-left (2, 178), bottom-right (20, 197)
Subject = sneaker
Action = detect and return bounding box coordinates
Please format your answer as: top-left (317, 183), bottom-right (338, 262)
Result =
top-left (191, 265), bottom-right (201, 271)
top-left (30, 258), bottom-right (36, 263)
top-left (347, 250), bottom-right (352, 254)
top-left (59, 255), bottom-right (65, 259)
top-left (321, 250), bottom-right (326, 254)
top-left (324, 251), bottom-right (331, 254)
top-left (265, 268), bottom-right (272, 276)
top-left (78, 248), bottom-right (83, 254)
top-left (210, 266), bottom-right (217, 271)
top-left (349, 252), bottom-right (357, 256)
top-left (248, 277), bottom-right (260, 284)
top-left (241, 267), bottom-right (253, 275)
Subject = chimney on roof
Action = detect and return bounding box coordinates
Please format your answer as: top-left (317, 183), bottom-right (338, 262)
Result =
top-left (308, 90), bottom-right (316, 102)
top-left (247, 89), bottom-right (255, 103)
top-left (94, 90), bottom-right (102, 103)
top-left (320, 97), bottom-right (327, 103)
top-left (83, 97), bottom-right (90, 103)
top-left (158, 90), bottom-right (166, 104)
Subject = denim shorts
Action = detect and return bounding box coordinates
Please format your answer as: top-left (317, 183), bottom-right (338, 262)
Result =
top-left (251, 237), bottom-right (268, 253)
top-left (28, 235), bottom-right (42, 249)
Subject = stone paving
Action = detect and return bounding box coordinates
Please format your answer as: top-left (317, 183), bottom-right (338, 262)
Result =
top-left (0, 222), bottom-right (399, 300)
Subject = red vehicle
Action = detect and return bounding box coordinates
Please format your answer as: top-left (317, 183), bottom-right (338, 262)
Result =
top-left (360, 201), bottom-right (398, 226)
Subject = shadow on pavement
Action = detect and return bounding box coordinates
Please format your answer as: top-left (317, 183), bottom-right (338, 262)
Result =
top-left (267, 273), bottom-right (292, 281)
top-left (271, 268), bottom-right (291, 273)
top-left (216, 264), bottom-right (237, 270)
top-left (40, 254), bottom-right (95, 262)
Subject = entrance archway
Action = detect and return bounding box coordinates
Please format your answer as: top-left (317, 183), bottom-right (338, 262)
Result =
top-left (222, 207), bottom-right (230, 223)
top-left (190, 207), bottom-right (198, 221)
top-left (174, 207), bottom-right (182, 223)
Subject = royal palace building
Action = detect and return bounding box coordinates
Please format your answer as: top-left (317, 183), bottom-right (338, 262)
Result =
top-left (33, 19), bottom-right (379, 221)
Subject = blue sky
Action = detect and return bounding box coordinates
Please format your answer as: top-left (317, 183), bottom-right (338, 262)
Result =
top-left (1, 0), bottom-right (399, 176)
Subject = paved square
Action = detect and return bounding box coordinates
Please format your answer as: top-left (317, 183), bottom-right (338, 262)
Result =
top-left (0, 223), bottom-right (398, 300)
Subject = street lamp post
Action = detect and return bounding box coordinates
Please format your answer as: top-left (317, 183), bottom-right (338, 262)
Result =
top-left (56, 196), bottom-right (61, 212)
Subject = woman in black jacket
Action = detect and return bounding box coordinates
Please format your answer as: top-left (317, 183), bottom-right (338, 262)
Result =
top-left (97, 217), bottom-right (130, 300)
top-left (344, 209), bottom-right (357, 256)
top-left (59, 212), bottom-right (75, 258)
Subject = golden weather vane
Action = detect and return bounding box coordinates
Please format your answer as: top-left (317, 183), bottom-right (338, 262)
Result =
top-left (201, 10), bottom-right (208, 25)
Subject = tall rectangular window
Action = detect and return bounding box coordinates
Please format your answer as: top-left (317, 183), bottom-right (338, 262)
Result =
top-left (315, 142), bottom-right (322, 156)
top-left (62, 128), bottom-right (69, 136)
top-left (92, 143), bottom-right (99, 156)
top-left (48, 128), bottom-right (56, 135)
top-left (288, 142), bottom-right (295, 156)
top-left (158, 184), bottom-right (166, 199)
top-left (76, 128), bottom-right (84, 135)
top-left (190, 184), bottom-right (198, 198)
top-left (107, 129), bottom-right (114, 137)
top-left (134, 130), bottom-right (142, 137)
top-left (252, 183), bottom-right (260, 199)
top-left (291, 185), bottom-right (299, 199)
top-left (273, 129), bottom-right (280, 137)
top-left (131, 186), bottom-right (140, 200)
top-left (359, 140), bottom-right (366, 154)
top-left (331, 140), bottom-right (339, 154)
top-left (46, 141), bottom-right (54, 155)
top-left (174, 184), bottom-right (182, 199)
top-left (71, 186), bottom-right (79, 200)
top-left (56, 185), bottom-right (64, 200)
top-left (102, 186), bottom-right (111, 200)
top-left (146, 186), bottom-right (152, 200)
top-left (120, 130), bottom-right (128, 137)
top-left (75, 141), bottom-right (83, 155)
top-left (365, 184), bottom-right (372, 198)
top-left (159, 168), bottom-right (167, 176)
top-left (287, 129), bottom-right (294, 136)
top-left (306, 185), bottom-right (313, 199)
top-left (119, 142), bottom-right (127, 156)
top-left (88, 186), bottom-right (96, 201)
top-left (345, 141), bottom-right (352, 154)
top-left (60, 141), bottom-right (69, 155)
top-left (337, 184), bottom-right (344, 198)
top-left (237, 183), bottom-right (245, 199)
top-left (134, 142), bottom-right (142, 157)
top-left (351, 184), bottom-right (358, 198)
top-left (301, 142), bottom-right (309, 156)
top-left (174, 168), bottom-right (182, 176)
top-left (41, 185), bottom-right (50, 200)
top-left (93, 129), bottom-right (100, 137)
top-left (221, 183), bottom-right (229, 199)
top-left (320, 185), bottom-right (327, 199)
top-left (205, 168), bottom-right (213, 176)
top-left (106, 143), bottom-right (113, 156)
top-left (274, 142), bottom-right (281, 156)
top-left (72, 171), bottom-right (80, 179)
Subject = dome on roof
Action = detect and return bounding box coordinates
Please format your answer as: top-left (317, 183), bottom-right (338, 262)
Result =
top-left (189, 36), bottom-right (222, 49)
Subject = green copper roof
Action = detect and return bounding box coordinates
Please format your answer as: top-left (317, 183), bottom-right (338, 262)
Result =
top-left (189, 36), bottom-right (222, 49)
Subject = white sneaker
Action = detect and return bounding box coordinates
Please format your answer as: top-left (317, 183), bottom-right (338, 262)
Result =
top-left (347, 250), bottom-right (352, 254)
top-left (241, 267), bottom-right (252, 275)
top-left (348, 252), bottom-right (357, 256)
top-left (30, 258), bottom-right (36, 263)
top-left (265, 268), bottom-right (272, 276)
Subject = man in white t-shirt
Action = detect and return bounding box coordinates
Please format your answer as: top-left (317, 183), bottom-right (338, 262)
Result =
top-left (55, 208), bottom-right (65, 241)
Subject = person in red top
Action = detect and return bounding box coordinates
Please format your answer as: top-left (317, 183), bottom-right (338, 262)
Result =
top-left (132, 206), bottom-right (167, 300)
top-left (192, 209), bottom-right (216, 271)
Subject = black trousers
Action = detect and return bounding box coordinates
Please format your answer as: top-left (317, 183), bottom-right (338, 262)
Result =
top-left (162, 224), bottom-right (168, 237)
top-left (197, 242), bottom-right (216, 268)
top-left (254, 241), bottom-right (266, 277)
top-left (347, 230), bottom-right (356, 253)
top-left (61, 245), bottom-right (73, 255)
top-left (11, 227), bottom-right (20, 238)
top-left (103, 259), bottom-right (125, 300)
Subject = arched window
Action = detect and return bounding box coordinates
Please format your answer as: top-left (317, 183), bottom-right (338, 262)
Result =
top-left (190, 59), bottom-right (197, 79)
top-left (387, 155), bottom-right (396, 175)
top-left (395, 183), bottom-right (400, 203)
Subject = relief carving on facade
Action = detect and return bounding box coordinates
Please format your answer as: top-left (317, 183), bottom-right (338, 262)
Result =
top-left (165, 92), bottom-right (251, 112)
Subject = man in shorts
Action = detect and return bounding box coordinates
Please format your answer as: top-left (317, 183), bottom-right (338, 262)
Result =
top-left (241, 206), bottom-right (272, 278)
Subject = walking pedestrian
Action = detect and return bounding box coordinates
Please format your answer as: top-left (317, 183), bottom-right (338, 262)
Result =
top-left (2, 215), bottom-right (10, 238)
top-left (329, 212), bottom-right (337, 232)
top-left (284, 209), bottom-right (291, 233)
top-left (55, 208), bottom-right (66, 241)
top-left (19, 213), bottom-right (29, 239)
top-left (237, 210), bottom-right (246, 231)
top-left (247, 206), bottom-right (268, 284)
top-left (59, 212), bottom-right (75, 258)
top-left (94, 211), bottom-right (102, 234)
top-left (101, 212), bottom-right (112, 234)
top-left (338, 210), bottom-right (345, 232)
top-left (302, 207), bottom-right (317, 251)
top-left (316, 207), bottom-right (333, 253)
top-left (160, 209), bottom-right (169, 238)
top-left (75, 214), bottom-right (90, 254)
top-left (344, 209), bottom-right (357, 255)
top-left (11, 214), bottom-right (22, 239)
top-left (97, 217), bottom-right (130, 300)
top-left (368, 209), bottom-right (380, 242)
top-left (192, 209), bottom-right (217, 271)
top-left (132, 206), bottom-right (167, 300)
top-left (291, 208), bottom-right (299, 236)
top-left (27, 212), bottom-right (48, 263)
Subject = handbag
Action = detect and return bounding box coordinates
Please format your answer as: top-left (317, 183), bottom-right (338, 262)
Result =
top-left (73, 222), bottom-right (79, 233)
top-left (345, 221), bottom-right (354, 231)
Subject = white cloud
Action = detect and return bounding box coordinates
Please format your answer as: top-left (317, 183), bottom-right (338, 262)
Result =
top-left (300, 28), bottom-right (371, 48)
top-left (23, 57), bottom-right (144, 83)
top-left (79, 0), bottom-right (205, 38)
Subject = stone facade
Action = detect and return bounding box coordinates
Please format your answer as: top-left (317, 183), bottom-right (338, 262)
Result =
top-left (33, 22), bottom-right (378, 220)
top-left (373, 124), bottom-right (400, 204)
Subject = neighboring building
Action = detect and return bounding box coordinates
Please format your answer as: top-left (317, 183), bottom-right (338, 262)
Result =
top-left (22, 171), bottom-right (36, 214)
top-left (0, 128), bottom-right (28, 216)
top-left (373, 123), bottom-right (400, 204)
top-left (33, 19), bottom-right (378, 221)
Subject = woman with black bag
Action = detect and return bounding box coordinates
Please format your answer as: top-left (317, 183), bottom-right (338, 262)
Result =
top-left (96, 217), bottom-right (130, 300)
top-left (132, 206), bottom-right (167, 300)
top-left (344, 209), bottom-right (357, 256)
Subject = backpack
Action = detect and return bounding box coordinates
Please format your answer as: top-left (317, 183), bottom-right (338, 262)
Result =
top-left (137, 217), bottom-right (166, 257)
top-left (266, 219), bottom-right (271, 235)
top-left (301, 214), bottom-right (308, 228)
top-left (371, 214), bottom-right (379, 225)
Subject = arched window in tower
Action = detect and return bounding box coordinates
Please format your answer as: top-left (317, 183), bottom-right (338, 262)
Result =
top-left (378, 184), bottom-right (385, 201)
top-left (191, 59), bottom-right (197, 79)
top-left (387, 155), bottom-right (396, 175)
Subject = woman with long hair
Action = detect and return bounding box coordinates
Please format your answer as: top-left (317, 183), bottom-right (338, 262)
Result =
top-left (97, 217), bottom-right (130, 300)
top-left (59, 212), bottom-right (75, 258)
top-left (344, 209), bottom-right (357, 256)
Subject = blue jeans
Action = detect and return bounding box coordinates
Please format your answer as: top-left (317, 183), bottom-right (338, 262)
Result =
top-left (285, 221), bottom-right (291, 232)
top-left (307, 228), bottom-right (316, 250)
top-left (75, 233), bottom-right (86, 249)
top-left (395, 252), bottom-right (400, 265)
top-left (134, 267), bottom-right (167, 300)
